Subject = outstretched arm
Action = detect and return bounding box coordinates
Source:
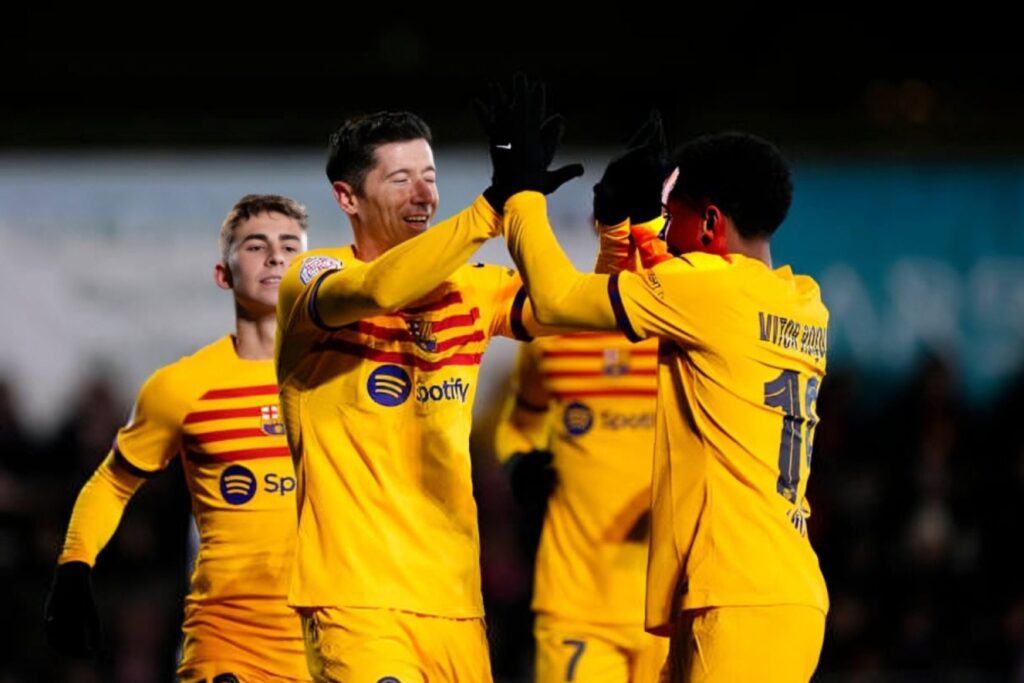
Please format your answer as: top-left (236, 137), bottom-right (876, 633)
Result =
top-left (503, 192), bottom-right (619, 331)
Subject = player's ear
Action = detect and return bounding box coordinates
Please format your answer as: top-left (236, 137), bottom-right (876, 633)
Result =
top-left (333, 180), bottom-right (359, 216)
top-left (214, 261), bottom-right (233, 291)
top-left (701, 205), bottom-right (721, 246)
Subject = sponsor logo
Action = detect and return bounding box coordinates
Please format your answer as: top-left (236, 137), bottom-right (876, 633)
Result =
top-left (264, 473), bottom-right (296, 495)
top-left (415, 378), bottom-right (470, 404)
top-left (260, 404), bottom-right (285, 435)
top-left (220, 464), bottom-right (257, 505)
top-left (299, 256), bottom-right (342, 285)
top-left (367, 365), bottom-right (413, 406)
top-left (600, 410), bottom-right (655, 430)
top-left (563, 401), bottom-right (594, 436)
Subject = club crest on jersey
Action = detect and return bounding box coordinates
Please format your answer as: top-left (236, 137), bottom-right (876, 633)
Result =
top-left (299, 255), bottom-right (342, 285)
top-left (367, 364), bottom-right (413, 406)
top-left (220, 464), bottom-right (257, 505)
top-left (563, 401), bottom-right (594, 437)
top-left (260, 405), bottom-right (285, 435)
top-left (602, 348), bottom-right (630, 376)
top-left (407, 318), bottom-right (438, 352)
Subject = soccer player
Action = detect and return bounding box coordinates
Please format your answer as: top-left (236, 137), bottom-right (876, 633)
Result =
top-left (500, 118), bottom-right (830, 682)
top-left (44, 194), bottom-right (312, 682)
top-left (495, 114), bottom-right (671, 682)
top-left (275, 83), bottom-right (585, 681)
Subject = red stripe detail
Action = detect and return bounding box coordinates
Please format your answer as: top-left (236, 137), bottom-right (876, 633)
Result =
top-left (183, 407), bottom-right (262, 424)
top-left (186, 446), bottom-right (292, 463)
top-left (552, 389), bottom-right (658, 399)
top-left (313, 339), bottom-right (482, 370)
top-left (431, 308), bottom-right (480, 332)
top-left (434, 331), bottom-right (485, 353)
top-left (544, 369), bottom-right (658, 378)
top-left (402, 291), bottom-right (463, 314)
top-left (351, 321), bottom-right (410, 342)
top-left (184, 428), bottom-right (270, 444)
top-left (542, 349), bottom-right (659, 358)
top-left (200, 385), bottom-right (278, 400)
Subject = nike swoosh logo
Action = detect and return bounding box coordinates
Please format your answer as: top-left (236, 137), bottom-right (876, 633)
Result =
top-left (496, 143), bottom-right (512, 150)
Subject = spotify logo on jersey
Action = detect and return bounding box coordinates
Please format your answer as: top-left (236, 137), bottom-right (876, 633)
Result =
top-left (367, 365), bottom-right (412, 406)
top-left (219, 464), bottom-right (257, 505)
top-left (563, 401), bottom-right (594, 436)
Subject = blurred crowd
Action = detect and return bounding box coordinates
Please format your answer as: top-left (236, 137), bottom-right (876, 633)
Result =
top-left (1, 352), bottom-right (1022, 682)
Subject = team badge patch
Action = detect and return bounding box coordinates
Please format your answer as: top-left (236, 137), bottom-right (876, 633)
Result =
top-left (299, 256), bottom-right (342, 285)
top-left (407, 318), bottom-right (438, 352)
top-left (260, 405), bottom-right (285, 435)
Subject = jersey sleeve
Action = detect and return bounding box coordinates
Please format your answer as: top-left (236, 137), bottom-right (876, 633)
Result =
top-left (57, 453), bottom-right (147, 566)
top-left (113, 366), bottom-right (189, 474)
top-left (610, 253), bottom-right (733, 345)
top-left (280, 196), bottom-right (501, 336)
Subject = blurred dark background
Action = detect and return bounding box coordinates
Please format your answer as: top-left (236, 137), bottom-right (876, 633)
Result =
top-left (2, 43), bottom-right (1024, 681)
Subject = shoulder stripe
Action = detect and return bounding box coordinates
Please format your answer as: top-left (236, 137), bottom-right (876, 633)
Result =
top-left (608, 274), bottom-right (642, 342)
top-left (510, 287), bottom-right (533, 342)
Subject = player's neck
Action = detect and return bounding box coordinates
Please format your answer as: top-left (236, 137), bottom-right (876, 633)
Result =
top-left (727, 231), bottom-right (773, 268)
top-left (233, 311), bottom-right (277, 360)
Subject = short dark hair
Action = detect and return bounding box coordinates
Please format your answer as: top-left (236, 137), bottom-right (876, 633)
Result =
top-left (668, 132), bottom-right (793, 239)
top-left (220, 194), bottom-right (308, 261)
top-left (325, 111), bottom-right (433, 193)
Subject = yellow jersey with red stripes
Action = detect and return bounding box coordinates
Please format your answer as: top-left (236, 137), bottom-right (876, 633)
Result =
top-left (607, 253), bottom-right (829, 634)
top-left (276, 246), bottom-right (532, 617)
top-left (112, 335), bottom-right (305, 673)
top-left (522, 332), bottom-right (659, 624)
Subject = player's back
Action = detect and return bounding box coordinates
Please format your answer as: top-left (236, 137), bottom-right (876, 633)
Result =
top-left (614, 252), bottom-right (829, 633)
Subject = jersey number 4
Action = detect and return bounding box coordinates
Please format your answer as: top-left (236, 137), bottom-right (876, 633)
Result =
top-left (763, 369), bottom-right (819, 504)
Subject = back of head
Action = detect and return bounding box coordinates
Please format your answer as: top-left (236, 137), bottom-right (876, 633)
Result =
top-left (219, 194), bottom-right (309, 261)
top-left (325, 111), bottom-right (433, 194)
top-left (668, 132), bottom-right (793, 240)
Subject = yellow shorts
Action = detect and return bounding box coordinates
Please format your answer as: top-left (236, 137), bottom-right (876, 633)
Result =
top-left (176, 602), bottom-right (310, 682)
top-left (300, 606), bottom-right (492, 683)
top-left (665, 605), bottom-right (825, 683)
top-left (535, 613), bottom-right (669, 683)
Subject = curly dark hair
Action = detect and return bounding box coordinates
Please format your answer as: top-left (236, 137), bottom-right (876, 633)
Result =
top-left (668, 132), bottom-right (793, 239)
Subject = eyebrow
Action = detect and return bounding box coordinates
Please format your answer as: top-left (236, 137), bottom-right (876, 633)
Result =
top-left (384, 165), bottom-right (437, 179)
top-left (239, 233), bottom-right (304, 244)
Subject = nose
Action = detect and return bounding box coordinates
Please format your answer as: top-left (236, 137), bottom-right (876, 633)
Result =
top-left (410, 177), bottom-right (436, 206)
top-left (267, 244), bottom-right (287, 266)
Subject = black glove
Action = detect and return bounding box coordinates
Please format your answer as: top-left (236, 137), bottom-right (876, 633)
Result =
top-left (44, 561), bottom-right (102, 659)
top-left (504, 449), bottom-right (557, 510)
top-left (592, 110), bottom-right (669, 225)
top-left (473, 73), bottom-right (584, 212)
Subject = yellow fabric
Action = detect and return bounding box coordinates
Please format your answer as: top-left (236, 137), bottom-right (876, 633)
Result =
top-left (276, 200), bottom-right (531, 617)
top-left (58, 454), bottom-right (144, 566)
top-left (300, 607), bottom-right (491, 683)
top-left (594, 218), bottom-right (633, 274)
top-left (64, 335), bottom-right (306, 678)
top-left (502, 192), bottom-right (830, 637)
top-left (502, 334), bottom-right (658, 625)
top-left (665, 605), bottom-right (824, 683)
top-left (535, 613), bottom-right (668, 683)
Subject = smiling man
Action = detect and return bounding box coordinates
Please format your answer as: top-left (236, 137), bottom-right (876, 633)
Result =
top-left (275, 100), bottom-right (583, 682)
top-left (45, 194), bottom-right (312, 682)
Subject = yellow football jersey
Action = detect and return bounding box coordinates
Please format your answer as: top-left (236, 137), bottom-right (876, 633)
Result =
top-left (90, 335), bottom-right (305, 675)
top-left (504, 332), bottom-right (659, 625)
top-left (607, 253), bottom-right (829, 634)
top-left (277, 246), bottom-right (531, 618)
